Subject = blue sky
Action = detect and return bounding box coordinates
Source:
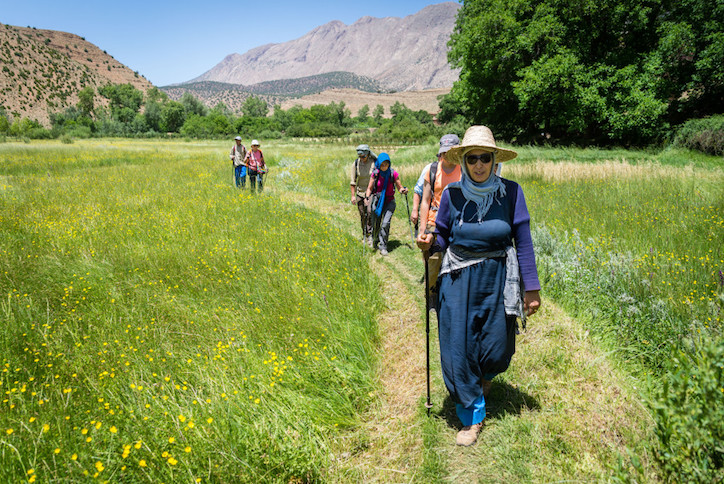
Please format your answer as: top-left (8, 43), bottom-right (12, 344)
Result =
top-left (1, 0), bottom-right (453, 86)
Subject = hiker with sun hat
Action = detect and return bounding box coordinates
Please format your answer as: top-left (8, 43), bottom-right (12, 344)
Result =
top-left (417, 125), bottom-right (541, 446)
top-left (350, 144), bottom-right (377, 247)
top-left (230, 136), bottom-right (247, 188)
top-left (244, 139), bottom-right (266, 193)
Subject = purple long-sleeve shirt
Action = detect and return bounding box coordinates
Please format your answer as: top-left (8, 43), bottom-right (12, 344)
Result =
top-left (432, 179), bottom-right (541, 292)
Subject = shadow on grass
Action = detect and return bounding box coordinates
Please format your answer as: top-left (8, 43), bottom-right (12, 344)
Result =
top-left (437, 381), bottom-right (540, 430)
top-left (387, 239), bottom-right (415, 253)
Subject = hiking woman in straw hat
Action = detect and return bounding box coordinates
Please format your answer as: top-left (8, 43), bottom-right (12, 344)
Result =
top-left (416, 125), bottom-right (541, 446)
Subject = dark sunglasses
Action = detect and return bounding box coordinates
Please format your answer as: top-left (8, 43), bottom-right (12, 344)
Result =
top-left (465, 153), bottom-right (493, 165)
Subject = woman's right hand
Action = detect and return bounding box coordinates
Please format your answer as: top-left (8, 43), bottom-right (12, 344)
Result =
top-left (416, 232), bottom-right (433, 251)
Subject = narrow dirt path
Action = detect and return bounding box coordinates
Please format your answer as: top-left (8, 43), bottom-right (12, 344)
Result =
top-left (275, 192), bottom-right (429, 481)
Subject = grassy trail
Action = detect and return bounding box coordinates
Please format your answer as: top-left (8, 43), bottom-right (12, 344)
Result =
top-left (274, 184), bottom-right (659, 482)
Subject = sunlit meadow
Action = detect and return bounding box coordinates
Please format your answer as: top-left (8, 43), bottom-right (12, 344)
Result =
top-left (1, 138), bottom-right (722, 482)
top-left (0, 139), bottom-right (380, 482)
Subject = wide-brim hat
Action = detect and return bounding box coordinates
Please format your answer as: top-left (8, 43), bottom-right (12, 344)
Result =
top-left (445, 125), bottom-right (517, 164)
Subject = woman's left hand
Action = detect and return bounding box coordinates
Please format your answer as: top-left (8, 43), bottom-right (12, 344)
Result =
top-left (400, 186), bottom-right (409, 194)
top-left (524, 290), bottom-right (541, 317)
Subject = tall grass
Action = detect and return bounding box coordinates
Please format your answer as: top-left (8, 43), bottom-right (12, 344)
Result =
top-left (2, 138), bottom-right (722, 481)
top-left (504, 158), bottom-right (723, 371)
top-left (0, 140), bottom-right (380, 482)
top-left (504, 154), bottom-right (723, 482)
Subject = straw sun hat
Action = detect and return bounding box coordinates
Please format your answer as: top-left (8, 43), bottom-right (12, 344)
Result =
top-left (445, 125), bottom-right (517, 165)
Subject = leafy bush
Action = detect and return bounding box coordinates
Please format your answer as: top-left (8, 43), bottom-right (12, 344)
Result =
top-left (25, 127), bottom-right (53, 139)
top-left (673, 116), bottom-right (724, 156)
top-left (257, 129), bottom-right (283, 139)
top-left (180, 113), bottom-right (234, 138)
top-left (374, 118), bottom-right (437, 142)
top-left (652, 338), bottom-right (724, 483)
top-left (285, 122), bottom-right (348, 138)
top-left (66, 125), bottom-right (92, 139)
top-left (233, 116), bottom-right (279, 138)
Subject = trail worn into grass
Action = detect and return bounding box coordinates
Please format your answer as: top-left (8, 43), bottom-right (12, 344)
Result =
top-left (277, 191), bottom-right (428, 481)
top-left (276, 189), bottom-right (658, 482)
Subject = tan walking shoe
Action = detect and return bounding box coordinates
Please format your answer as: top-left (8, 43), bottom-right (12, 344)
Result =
top-left (456, 422), bottom-right (484, 446)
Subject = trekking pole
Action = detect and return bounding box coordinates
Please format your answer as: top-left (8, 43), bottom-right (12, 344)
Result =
top-left (361, 208), bottom-right (366, 257)
top-left (403, 190), bottom-right (415, 243)
top-left (424, 249), bottom-right (433, 416)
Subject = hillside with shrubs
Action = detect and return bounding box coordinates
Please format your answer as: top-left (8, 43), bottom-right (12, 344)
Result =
top-left (0, 23), bottom-right (152, 126)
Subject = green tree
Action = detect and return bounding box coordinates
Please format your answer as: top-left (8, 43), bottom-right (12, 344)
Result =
top-left (357, 104), bottom-right (370, 123)
top-left (447, 0), bottom-right (723, 144)
top-left (145, 87), bottom-right (168, 104)
top-left (372, 104), bottom-right (385, 124)
top-left (241, 96), bottom-right (269, 118)
top-left (180, 92), bottom-right (207, 117)
top-left (437, 90), bottom-right (466, 124)
top-left (98, 83), bottom-right (144, 124)
top-left (142, 87), bottom-right (168, 133)
top-left (161, 101), bottom-right (185, 133)
top-left (144, 101), bottom-right (163, 133)
top-left (77, 86), bottom-right (95, 117)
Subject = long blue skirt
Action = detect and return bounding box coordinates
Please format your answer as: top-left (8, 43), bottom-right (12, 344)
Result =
top-left (437, 257), bottom-right (516, 408)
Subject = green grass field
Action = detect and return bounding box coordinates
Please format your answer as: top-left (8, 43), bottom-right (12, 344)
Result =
top-left (1, 140), bottom-right (381, 482)
top-left (1, 138), bottom-right (722, 482)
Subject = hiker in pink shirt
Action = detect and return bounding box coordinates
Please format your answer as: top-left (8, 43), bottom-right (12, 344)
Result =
top-left (244, 140), bottom-right (267, 193)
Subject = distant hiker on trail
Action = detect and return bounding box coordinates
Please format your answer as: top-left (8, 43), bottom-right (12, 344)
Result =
top-left (230, 136), bottom-right (247, 188)
top-left (365, 152), bottom-right (408, 256)
top-left (350, 144), bottom-right (377, 247)
top-left (244, 140), bottom-right (266, 193)
top-left (418, 134), bottom-right (462, 294)
top-left (416, 125), bottom-right (541, 447)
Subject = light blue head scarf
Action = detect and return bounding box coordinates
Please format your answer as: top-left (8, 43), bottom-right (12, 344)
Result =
top-left (458, 149), bottom-right (506, 225)
top-left (373, 153), bottom-right (392, 217)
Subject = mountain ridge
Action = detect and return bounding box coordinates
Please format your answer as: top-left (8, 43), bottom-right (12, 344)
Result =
top-left (190, 2), bottom-right (460, 92)
top-left (161, 72), bottom-right (387, 113)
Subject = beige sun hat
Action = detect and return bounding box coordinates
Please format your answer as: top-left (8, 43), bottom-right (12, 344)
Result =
top-left (445, 125), bottom-right (517, 165)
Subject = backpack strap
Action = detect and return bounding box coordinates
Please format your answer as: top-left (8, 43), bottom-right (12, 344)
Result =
top-left (429, 161), bottom-right (439, 195)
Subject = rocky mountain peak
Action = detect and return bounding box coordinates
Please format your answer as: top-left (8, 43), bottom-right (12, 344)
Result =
top-left (190, 2), bottom-right (460, 92)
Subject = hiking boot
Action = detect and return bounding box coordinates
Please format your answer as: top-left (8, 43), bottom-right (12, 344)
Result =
top-left (482, 379), bottom-right (492, 398)
top-left (379, 248), bottom-right (389, 256)
top-left (456, 422), bottom-right (484, 446)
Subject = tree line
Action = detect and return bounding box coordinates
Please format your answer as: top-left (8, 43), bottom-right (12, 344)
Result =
top-left (439, 0), bottom-right (724, 146)
top-left (0, 83), bottom-right (455, 143)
